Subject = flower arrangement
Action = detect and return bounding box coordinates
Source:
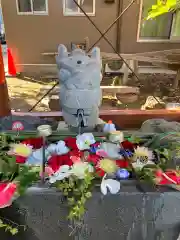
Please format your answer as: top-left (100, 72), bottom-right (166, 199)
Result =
top-left (0, 128), bottom-right (179, 235)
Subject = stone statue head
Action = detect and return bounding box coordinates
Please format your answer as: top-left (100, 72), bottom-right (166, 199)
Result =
top-left (56, 44), bottom-right (102, 129)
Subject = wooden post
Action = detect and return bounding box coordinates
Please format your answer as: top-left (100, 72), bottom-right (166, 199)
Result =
top-left (132, 60), bottom-right (138, 82)
top-left (122, 60), bottom-right (129, 85)
top-left (173, 69), bottom-right (180, 89)
top-left (0, 44), bottom-right (11, 117)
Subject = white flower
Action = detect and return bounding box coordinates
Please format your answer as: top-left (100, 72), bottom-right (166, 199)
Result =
top-left (71, 162), bottom-right (94, 179)
top-left (76, 133), bottom-right (95, 151)
top-left (98, 142), bottom-right (122, 159)
top-left (101, 178), bottom-right (120, 195)
top-left (47, 141), bottom-right (69, 155)
top-left (56, 141), bottom-right (69, 155)
top-left (132, 146), bottom-right (155, 170)
top-left (46, 144), bottom-right (57, 155)
top-left (133, 146), bottom-right (153, 160)
top-left (49, 165), bottom-right (71, 184)
top-left (27, 148), bottom-right (50, 165)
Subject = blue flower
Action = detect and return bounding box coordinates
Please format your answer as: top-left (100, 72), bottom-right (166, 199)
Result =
top-left (90, 146), bottom-right (98, 154)
top-left (119, 149), bottom-right (133, 158)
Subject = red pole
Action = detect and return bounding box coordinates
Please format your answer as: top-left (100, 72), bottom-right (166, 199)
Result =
top-left (0, 44), bottom-right (11, 117)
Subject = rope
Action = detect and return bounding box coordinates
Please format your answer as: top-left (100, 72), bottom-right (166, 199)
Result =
top-left (29, 0), bottom-right (164, 111)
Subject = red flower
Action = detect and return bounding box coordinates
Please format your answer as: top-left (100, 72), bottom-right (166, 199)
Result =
top-left (22, 137), bottom-right (43, 150)
top-left (64, 137), bottom-right (78, 150)
top-left (116, 159), bottom-right (129, 168)
top-left (69, 149), bottom-right (83, 158)
top-left (48, 154), bottom-right (73, 172)
top-left (121, 140), bottom-right (135, 151)
top-left (0, 182), bottom-right (17, 208)
top-left (16, 156), bottom-right (27, 164)
top-left (95, 167), bottom-right (105, 177)
top-left (155, 170), bottom-right (180, 185)
top-left (87, 154), bottom-right (101, 166)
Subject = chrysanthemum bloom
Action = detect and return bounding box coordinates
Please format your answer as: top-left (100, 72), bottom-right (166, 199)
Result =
top-left (98, 159), bottom-right (118, 174)
top-left (132, 146), bottom-right (154, 169)
top-left (9, 143), bottom-right (33, 158)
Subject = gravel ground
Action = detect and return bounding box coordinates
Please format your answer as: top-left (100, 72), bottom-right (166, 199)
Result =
top-left (6, 73), bottom-right (179, 112)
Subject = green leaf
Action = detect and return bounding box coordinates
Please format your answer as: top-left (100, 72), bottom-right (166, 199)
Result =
top-left (85, 192), bottom-right (92, 198)
top-left (146, 0), bottom-right (179, 20)
top-left (10, 228), bottom-right (19, 235)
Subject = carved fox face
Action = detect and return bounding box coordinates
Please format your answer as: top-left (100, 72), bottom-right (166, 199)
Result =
top-left (56, 44), bottom-right (101, 73)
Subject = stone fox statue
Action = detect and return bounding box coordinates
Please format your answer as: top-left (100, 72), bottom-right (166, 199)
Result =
top-left (56, 44), bottom-right (102, 129)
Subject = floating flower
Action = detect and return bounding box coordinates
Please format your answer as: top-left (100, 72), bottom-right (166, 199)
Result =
top-left (9, 143), bottom-right (33, 158)
top-left (16, 156), bottom-right (27, 164)
top-left (49, 165), bottom-right (71, 184)
top-left (116, 169), bottom-right (130, 180)
top-left (116, 159), bottom-right (129, 168)
top-left (98, 159), bottom-right (118, 174)
top-left (87, 154), bottom-right (101, 166)
top-left (0, 182), bottom-right (17, 208)
top-left (96, 149), bottom-right (108, 158)
top-left (39, 166), bottom-right (55, 178)
top-left (119, 148), bottom-right (133, 158)
top-left (109, 131), bottom-right (124, 143)
top-left (132, 146), bottom-right (155, 170)
top-left (101, 176), bottom-right (120, 195)
top-left (98, 142), bottom-right (122, 159)
top-left (48, 154), bottom-right (73, 172)
top-left (22, 137), bottom-right (43, 150)
top-left (71, 162), bottom-right (94, 179)
top-left (90, 145), bottom-right (99, 154)
top-left (76, 133), bottom-right (95, 151)
top-left (121, 140), bottom-right (135, 151)
top-left (70, 156), bottom-right (81, 163)
top-left (46, 144), bottom-right (57, 155)
top-left (64, 137), bottom-right (78, 150)
top-left (47, 141), bottom-right (69, 155)
top-left (69, 149), bottom-right (83, 158)
top-left (25, 148), bottom-right (50, 166)
top-left (96, 168), bottom-right (106, 177)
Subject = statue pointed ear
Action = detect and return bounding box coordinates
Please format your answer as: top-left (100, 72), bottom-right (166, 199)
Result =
top-left (57, 44), bottom-right (68, 58)
top-left (91, 47), bottom-right (101, 61)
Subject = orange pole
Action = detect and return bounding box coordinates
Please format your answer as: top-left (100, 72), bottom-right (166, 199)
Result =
top-left (0, 44), bottom-right (11, 117)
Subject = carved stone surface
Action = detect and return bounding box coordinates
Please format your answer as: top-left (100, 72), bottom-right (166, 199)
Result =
top-left (0, 184), bottom-right (180, 240)
top-left (56, 44), bottom-right (102, 128)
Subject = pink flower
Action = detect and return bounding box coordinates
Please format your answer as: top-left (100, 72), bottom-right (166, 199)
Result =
top-left (39, 166), bottom-right (55, 178)
top-left (70, 156), bottom-right (81, 163)
top-left (0, 182), bottom-right (17, 208)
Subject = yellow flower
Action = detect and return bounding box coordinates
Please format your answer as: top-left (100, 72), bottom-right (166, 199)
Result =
top-left (10, 143), bottom-right (32, 157)
top-left (99, 159), bottom-right (117, 174)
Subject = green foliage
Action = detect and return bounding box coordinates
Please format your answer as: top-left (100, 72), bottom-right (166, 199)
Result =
top-left (0, 134), bottom-right (39, 235)
top-left (56, 170), bottom-right (94, 222)
top-left (146, 0), bottom-right (180, 20)
top-left (0, 219), bottom-right (19, 235)
top-left (135, 165), bottom-right (158, 184)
